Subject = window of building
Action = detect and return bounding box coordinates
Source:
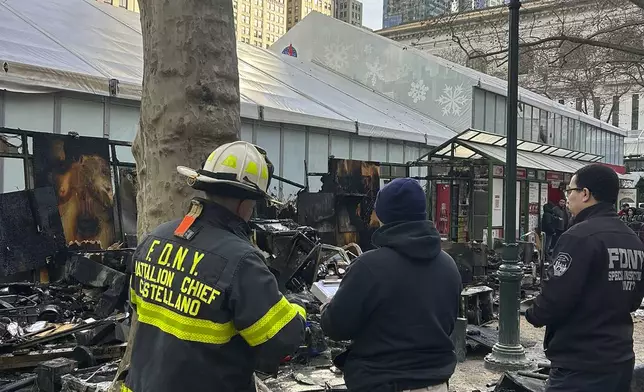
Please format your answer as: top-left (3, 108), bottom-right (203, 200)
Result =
top-left (612, 95), bottom-right (620, 127)
top-left (633, 94), bottom-right (640, 130)
top-left (104, 0), bottom-right (113, 4)
top-left (119, 0), bottom-right (127, 7)
top-left (576, 98), bottom-right (583, 112)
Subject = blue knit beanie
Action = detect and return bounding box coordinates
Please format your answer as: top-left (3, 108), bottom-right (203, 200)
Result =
top-left (375, 178), bottom-right (427, 224)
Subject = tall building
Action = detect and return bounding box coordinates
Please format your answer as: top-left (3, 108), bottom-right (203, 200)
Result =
top-left (99, 0), bottom-right (287, 49)
top-left (335, 0), bottom-right (363, 27)
top-left (233, 0), bottom-right (287, 48)
top-left (102, 0), bottom-right (139, 12)
top-left (383, 0), bottom-right (450, 29)
top-left (286, 0), bottom-right (333, 30)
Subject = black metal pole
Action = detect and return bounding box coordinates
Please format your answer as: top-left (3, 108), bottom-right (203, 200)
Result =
top-left (484, 0), bottom-right (529, 371)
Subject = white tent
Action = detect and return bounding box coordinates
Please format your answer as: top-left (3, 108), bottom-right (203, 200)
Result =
top-left (0, 0), bottom-right (455, 146)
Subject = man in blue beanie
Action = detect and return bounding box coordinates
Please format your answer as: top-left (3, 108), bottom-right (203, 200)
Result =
top-left (321, 178), bottom-right (462, 392)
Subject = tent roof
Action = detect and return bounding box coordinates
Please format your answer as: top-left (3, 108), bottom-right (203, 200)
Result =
top-left (0, 0), bottom-right (455, 145)
top-left (425, 130), bottom-right (603, 174)
top-left (274, 12), bottom-right (626, 138)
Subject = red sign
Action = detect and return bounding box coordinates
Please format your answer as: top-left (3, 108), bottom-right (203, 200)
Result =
top-left (517, 168), bottom-right (526, 179)
top-left (599, 163), bottom-right (626, 175)
top-left (435, 184), bottom-right (450, 237)
top-left (546, 171), bottom-right (564, 181)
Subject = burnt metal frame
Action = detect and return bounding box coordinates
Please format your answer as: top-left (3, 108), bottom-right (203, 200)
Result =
top-left (0, 127), bottom-right (135, 244)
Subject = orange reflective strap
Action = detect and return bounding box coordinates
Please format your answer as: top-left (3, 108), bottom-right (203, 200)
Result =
top-left (174, 200), bottom-right (204, 239)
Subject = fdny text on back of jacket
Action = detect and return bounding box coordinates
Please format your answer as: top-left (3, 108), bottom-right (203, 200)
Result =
top-left (607, 248), bottom-right (644, 292)
top-left (133, 239), bottom-right (218, 316)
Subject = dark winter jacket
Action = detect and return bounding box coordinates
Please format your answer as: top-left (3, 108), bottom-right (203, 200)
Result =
top-left (123, 199), bottom-right (306, 392)
top-left (320, 220), bottom-right (462, 392)
top-left (553, 205), bottom-right (571, 231)
top-left (526, 203), bottom-right (644, 372)
top-left (541, 204), bottom-right (557, 235)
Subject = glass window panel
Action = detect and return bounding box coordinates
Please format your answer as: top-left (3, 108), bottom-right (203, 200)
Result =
top-left (518, 103), bottom-right (525, 140)
top-left (437, 145), bottom-right (452, 156)
top-left (561, 117), bottom-right (569, 149)
top-left (612, 133), bottom-right (617, 164)
top-left (495, 94), bottom-right (506, 135)
top-left (518, 142), bottom-right (541, 151)
top-left (552, 114), bottom-right (561, 146)
top-left (582, 123), bottom-right (589, 153)
top-left (485, 92), bottom-right (496, 133)
top-left (453, 145), bottom-right (476, 158)
top-left (471, 134), bottom-right (503, 144)
top-left (473, 88), bottom-right (486, 130)
top-left (618, 137), bottom-right (625, 165)
top-left (459, 130), bottom-right (480, 140)
top-left (524, 105), bottom-right (533, 142)
top-left (391, 166), bottom-right (408, 177)
top-left (531, 107), bottom-right (540, 142)
top-left (574, 120), bottom-right (582, 151)
top-left (538, 109), bottom-right (547, 143)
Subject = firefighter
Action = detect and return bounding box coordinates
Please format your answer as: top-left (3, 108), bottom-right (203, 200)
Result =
top-left (526, 164), bottom-right (644, 392)
top-left (122, 141), bottom-right (306, 392)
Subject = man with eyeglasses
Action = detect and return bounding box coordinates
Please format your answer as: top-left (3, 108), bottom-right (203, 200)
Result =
top-left (526, 164), bottom-right (644, 392)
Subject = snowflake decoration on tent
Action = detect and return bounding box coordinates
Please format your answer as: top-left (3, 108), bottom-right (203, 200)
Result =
top-left (364, 44), bottom-right (373, 55)
top-left (436, 84), bottom-right (469, 116)
top-left (408, 80), bottom-right (429, 103)
top-left (353, 53), bottom-right (360, 61)
top-left (365, 58), bottom-right (385, 87)
top-left (395, 63), bottom-right (412, 79)
top-left (323, 42), bottom-right (351, 71)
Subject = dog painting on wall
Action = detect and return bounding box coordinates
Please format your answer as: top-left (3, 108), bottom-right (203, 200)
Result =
top-left (33, 134), bottom-right (115, 249)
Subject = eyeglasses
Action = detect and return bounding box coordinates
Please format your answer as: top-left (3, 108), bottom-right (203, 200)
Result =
top-left (564, 187), bottom-right (583, 196)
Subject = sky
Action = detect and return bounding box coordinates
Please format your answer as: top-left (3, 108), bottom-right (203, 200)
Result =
top-left (361, 0), bottom-right (383, 30)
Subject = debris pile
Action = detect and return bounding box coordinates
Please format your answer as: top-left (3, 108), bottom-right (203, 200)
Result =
top-left (0, 249), bottom-right (133, 392)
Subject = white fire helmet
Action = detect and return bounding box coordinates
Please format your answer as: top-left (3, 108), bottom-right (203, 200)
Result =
top-left (177, 141), bottom-right (272, 200)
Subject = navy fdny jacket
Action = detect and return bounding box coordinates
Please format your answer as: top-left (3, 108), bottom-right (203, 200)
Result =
top-left (123, 199), bottom-right (306, 392)
top-left (526, 202), bottom-right (644, 371)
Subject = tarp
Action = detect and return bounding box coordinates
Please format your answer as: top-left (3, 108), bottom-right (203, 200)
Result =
top-left (0, 0), bottom-right (455, 145)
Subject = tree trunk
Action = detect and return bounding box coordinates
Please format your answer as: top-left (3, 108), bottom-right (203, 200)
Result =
top-left (110, 0), bottom-right (240, 389)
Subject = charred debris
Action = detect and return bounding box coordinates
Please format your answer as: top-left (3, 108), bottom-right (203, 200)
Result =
top-left (0, 157), bottom-right (546, 392)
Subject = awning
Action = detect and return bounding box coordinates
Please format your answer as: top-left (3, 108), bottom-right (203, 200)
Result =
top-left (420, 129), bottom-right (604, 174)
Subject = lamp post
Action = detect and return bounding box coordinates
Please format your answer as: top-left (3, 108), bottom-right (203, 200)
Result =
top-left (484, 0), bottom-right (530, 371)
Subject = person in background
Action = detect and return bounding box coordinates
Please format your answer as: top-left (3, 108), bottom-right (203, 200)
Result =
top-left (526, 164), bottom-right (644, 392)
top-left (541, 203), bottom-right (558, 258)
top-left (320, 178), bottom-right (461, 392)
top-left (552, 199), bottom-right (570, 243)
top-left (619, 203), bottom-right (630, 217)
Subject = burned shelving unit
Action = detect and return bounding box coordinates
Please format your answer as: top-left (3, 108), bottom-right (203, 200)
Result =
top-left (298, 158), bottom-right (381, 252)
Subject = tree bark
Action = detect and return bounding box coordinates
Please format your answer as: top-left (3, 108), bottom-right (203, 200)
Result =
top-left (110, 0), bottom-right (240, 389)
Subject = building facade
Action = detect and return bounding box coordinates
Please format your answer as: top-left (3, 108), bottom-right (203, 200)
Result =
top-left (379, 0), bottom-right (644, 145)
top-left (335, 0), bottom-right (363, 27)
top-left (286, 0), bottom-right (333, 30)
top-left (234, 0), bottom-right (287, 47)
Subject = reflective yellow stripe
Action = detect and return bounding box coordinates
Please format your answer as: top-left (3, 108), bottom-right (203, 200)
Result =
top-left (239, 296), bottom-right (299, 347)
top-left (291, 303), bottom-right (306, 319)
top-left (221, 155), bottom-right (238, 168)
top-left (245, 161), bottom-right (259, 176)
top-left (130, 290), bottom-right (237, 344)
top-left (121, 385), bottom-right (133, 392)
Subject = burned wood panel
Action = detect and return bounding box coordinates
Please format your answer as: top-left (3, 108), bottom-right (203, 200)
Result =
top-left (326, 159), bottom-right (381, 250)
top-left (0, 187), bottom-right (66, 277)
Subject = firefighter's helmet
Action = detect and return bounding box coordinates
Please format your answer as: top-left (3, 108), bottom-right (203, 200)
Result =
top-left (177, 141), bottom-right (273, 200)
